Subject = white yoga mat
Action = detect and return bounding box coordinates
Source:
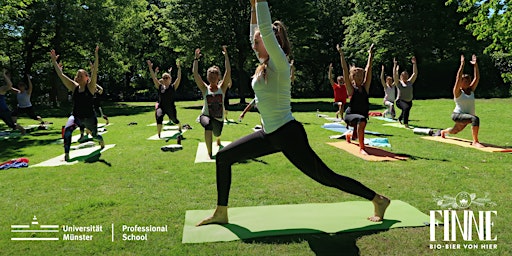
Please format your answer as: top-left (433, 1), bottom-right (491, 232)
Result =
top-left (194, 141), bottom-right (231, 163)
top-left (31, 144), bottom-right (116, 167)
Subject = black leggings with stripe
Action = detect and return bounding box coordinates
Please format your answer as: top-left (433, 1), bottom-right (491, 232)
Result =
top-left (215, 120), bottom-right (376, 206)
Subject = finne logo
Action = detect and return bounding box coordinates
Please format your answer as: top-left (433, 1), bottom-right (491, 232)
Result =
top-left (11, 216), bottom-right (60, 241)
top-left (429, 192), bottom-right (498, 250)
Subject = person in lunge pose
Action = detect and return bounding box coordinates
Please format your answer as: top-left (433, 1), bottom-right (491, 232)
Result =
top-left (0, 69), bottom-right (25, 134)
top-left (440, 54), bottom-right (482, 147)
top-left (394, 56), bottom-right (418, 128)
top-left (192, 46), bottom-right (232, 159)
top-left (11, 74), bottom-right (46, 125)
top-left (50, 46), bottom-right (104, 161)
top-left (339, 43), bottom-right (374, 155)
top-left (196, 0), bottom-right (390, 226)
top-left (328, 63), bottom-right (347, 119)
top-left (380, 61), bottom-right (397, 119)
top-left (147, 59), bottom-right (182, 138)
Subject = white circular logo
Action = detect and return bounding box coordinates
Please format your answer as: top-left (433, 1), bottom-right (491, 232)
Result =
top-left (455, 192), bottom-right (472, 209)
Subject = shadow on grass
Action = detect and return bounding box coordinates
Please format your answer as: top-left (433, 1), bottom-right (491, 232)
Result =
top-left (0, 129), bottom-right (64, 159)
top-left (69, 149), bottom-right (112, 167)
top-left (222, 219), bottom-right (400, 255)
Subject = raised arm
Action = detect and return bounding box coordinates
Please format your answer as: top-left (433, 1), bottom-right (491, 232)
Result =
top-left (337, 44), bottom-right (353, 96)
top-left (363, 44), bottom-right (374, 92)
top-left (328, 63), bottom-right (335, 85)
top-left (408, 56), bottom-right (418, 84)
top-left (392, 58), bottom-right (398, 86)
top-left (469, 54), bottom-right (479, 92)
top-left (192, 48), bottom-right (207, 93)
top-left (256, 0), bottom-right (289, 70)
top-left (88, 45), bottom-right (99, 94)
top-left (50, 49), bottom-right (77, 91)
top-left (172, 60), bottom-right (182, 90)
top-left (147, 60), bottom-right (161, 89)
top-left (380, 65), bottom-right (386, 87)
top-left (25, 74), bottom-right (33, 95)
top-left (220, 46), bottom-right (232, 93)
top-left (393, 58), bottom-right (399, 86)
top-left (453, 54), bottom-right (465, 98)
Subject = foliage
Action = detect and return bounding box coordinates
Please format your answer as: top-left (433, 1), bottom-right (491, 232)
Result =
top-left (1, 0), bottom-right (510, 103)
top-left (446, 0), bottom-right (512, 85)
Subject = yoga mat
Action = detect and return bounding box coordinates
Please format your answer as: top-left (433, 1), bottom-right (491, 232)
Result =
top-left (372, 116), bottom-right (396, 122)
top-left (182, 200), bottom-right (428, 243)
top-left (194, 141), bottom-right (231, 163)
top-left (147, 130), bottom-right (185, 140)
top-left (382, 123), bottom-right (415, 129)
top-left (31, 144), bottom-right (116, 167)
top-left (422, 136), bottom-right (512, 153)
top-left (327, 141), bottom-right (408, 161)
top-left (321, 123), bottom-right (383, 136)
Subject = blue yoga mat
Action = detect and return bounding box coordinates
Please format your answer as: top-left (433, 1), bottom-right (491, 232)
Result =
top-left (322, 123), bottom-right (384, 136)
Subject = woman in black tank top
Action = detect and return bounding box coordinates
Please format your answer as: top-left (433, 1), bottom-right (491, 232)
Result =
top-left (50, 46), bottom-right (105, 161)
top-left (338, 43), bottom-right (374, 155)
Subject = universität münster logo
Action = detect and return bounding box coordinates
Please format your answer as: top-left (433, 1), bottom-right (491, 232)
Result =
top-left (11, 215), bottom-right (60, 241)
top-left (11, 216), bottom-right (168, 242)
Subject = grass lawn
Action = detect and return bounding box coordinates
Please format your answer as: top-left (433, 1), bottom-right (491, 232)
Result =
top-left (1, 97), bottom-right (511, 255)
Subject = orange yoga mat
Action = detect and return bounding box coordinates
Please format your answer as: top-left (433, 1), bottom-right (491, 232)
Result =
top-left (327, 141), bottom-right (409, 161)
top-left (422, 136), bottom-right (512, 153)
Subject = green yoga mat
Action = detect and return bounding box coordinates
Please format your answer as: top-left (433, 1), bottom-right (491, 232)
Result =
top-left (182, 200), bottom-right (428, 243)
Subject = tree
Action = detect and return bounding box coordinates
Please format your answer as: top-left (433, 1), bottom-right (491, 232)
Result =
top-left (446, 0), bottom-right (512, 85)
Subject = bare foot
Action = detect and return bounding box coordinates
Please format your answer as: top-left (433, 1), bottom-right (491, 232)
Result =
top-left (196, 206), bottom-right (228, 226)
top-left (440, 130), bottom-right (446, 139)
top-left (360, 148), bottom-right (369, 155)
top-left (368, 194), bottom-right (390, 222)
top-left (472, 141), bottom-right (484, 148)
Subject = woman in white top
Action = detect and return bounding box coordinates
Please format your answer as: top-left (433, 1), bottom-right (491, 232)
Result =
top-left (193, 46), bottom-right (232, 159)
top-left (394, 57), bottom-right (418, 128)
top-left (440, 54), bottom-right (482, 147)
top-left (11, 74), bottom-right (45, 124)
top-left (380, 60), bottom-right (398, 119)
top-left (196, 0), bottom-right (390, 226)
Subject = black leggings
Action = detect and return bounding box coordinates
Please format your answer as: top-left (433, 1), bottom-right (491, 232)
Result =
top-left (215, 120), bottom-right (376, 206)
top-left (396, 99), bottom-right (413, 125)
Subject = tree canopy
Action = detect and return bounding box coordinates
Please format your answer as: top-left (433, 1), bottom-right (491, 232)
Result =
top-left (1, 0), bottom-right (509, 107)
